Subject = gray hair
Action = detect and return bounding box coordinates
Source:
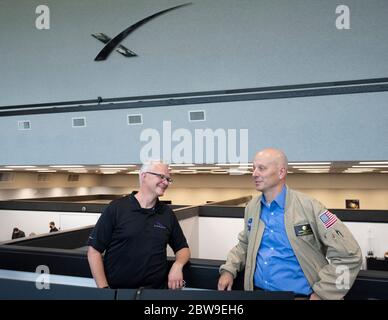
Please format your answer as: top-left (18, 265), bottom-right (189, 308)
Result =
top-left (139, 160), bottom-right (167, 184)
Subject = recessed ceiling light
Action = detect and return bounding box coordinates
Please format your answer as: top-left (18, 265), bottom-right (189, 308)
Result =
top-left (343, 168), bottom-right (375, 173)
top-left (99, 164), bottom-right (137, 167)
top-left (229, 169), bottom-right (251, 174)
top-left (50, 165), bottom-right (85, 168)
top-left (211, 170), bottom-right (229, 174)
top-left (343, 171), bottom-right (364, 173)
top-left (216, 163), bottom-right (252, 166)
top-left (352, 165), bottom-right (388, 168)
top-left (288, 162), bottom-right (331, 165)
top-left (5, 165), bottom-right (37, 168)
top-left (188, 167), bottom-right (221, 170)
top-left (177, 170), bottom-right (197, 174)
top-left (293, 166), bottom-right (331, 169)
top-left (359, 161), bottom-right (388, 165)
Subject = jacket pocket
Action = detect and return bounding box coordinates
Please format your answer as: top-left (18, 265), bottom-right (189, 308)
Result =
top-left (329, 229), bottom-right (358, 255)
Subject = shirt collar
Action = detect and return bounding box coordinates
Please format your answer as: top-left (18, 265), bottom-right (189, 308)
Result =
top-left (130, 192), bottom-right (161, 214)
top-left (261, 185), bottom-right (287, 209)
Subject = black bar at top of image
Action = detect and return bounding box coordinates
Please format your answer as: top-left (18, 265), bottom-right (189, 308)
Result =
top-left (1, 77), bottom-right (388, 116)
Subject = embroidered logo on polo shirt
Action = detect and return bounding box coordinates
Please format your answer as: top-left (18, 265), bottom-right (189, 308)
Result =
top-left (247, 217), bottom-right (253, 232)
top-left (154, 221), bottom-right (167, 229)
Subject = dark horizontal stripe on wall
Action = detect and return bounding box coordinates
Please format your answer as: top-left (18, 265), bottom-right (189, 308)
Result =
top-left (0, 200), bottom-right (195, 220)
top-left (331, 209), bottom-right (388, 223)
top-left (200, 205), bottom-right (245, 218)
top-left (1, 200), bottom-right (388, 223)
top-left (0, 201), bottom-right (107, 213)
top-left (1, 77), bottom-right (388, 116)
top-left (5, 227), bottom-right (94, 249)
top-left (200, 207), bottom-right (388, 223)
top-left (172, 205), bottom-right (200, 220)
top-left (2, 77), bottom-right (388, 111)
top-left (22, 194), bottom-right (125, 202)
top-left (0, 245), bottom-right (92, 277)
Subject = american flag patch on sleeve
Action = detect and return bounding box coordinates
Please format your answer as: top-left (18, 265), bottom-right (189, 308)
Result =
top-left (319, 210), bottom-right (337, 229)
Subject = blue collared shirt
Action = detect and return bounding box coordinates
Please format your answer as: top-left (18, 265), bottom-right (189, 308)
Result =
top-left (253, 186), bottom-right (312, 295)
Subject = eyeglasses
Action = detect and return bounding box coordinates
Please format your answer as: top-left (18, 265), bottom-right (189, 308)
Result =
top-left (146, 172), bottom-right (173, 183)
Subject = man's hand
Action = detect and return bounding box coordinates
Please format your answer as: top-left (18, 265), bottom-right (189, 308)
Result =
top-left (309, 292), bottom-right (322, 300)
top-left (218, 271), bottom-right (234, 291)
top-left (168, 262), bottom-right (185, 290)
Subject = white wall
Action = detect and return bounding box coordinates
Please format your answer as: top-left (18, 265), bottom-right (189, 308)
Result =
top-left (197, 217), bottom-right (388, 268)
top-left (59, 213), bottom-right (100, 231)
top-left (198, 217), bottom-right (244, 260)
top-left (0, 209), bottom-right (100, 242)
top-left (343, 222), bottom-right (388, 269)
top-left (0, 209), bottom-right (195, 255)
top-left (167, 216), bottom-right (199, 258)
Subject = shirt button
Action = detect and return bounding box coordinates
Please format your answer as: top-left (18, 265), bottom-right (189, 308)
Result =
top-left (270, 229), bottom-right (274, 233)
top-left (270, 212), bottom-right (274, 216)
top-left (265, 281), bottom-right (268, 284)
top-left (264, 261), bottom-right (267, 265)
top-left (271, 247), bottom-right (274, 251)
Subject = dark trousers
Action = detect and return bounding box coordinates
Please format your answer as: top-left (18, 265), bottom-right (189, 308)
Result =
top-left (254, 286), bottom-right (310, 299)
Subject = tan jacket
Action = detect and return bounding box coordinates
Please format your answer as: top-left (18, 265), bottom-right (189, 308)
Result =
top-left (220, 186), bottom-right (362, 300)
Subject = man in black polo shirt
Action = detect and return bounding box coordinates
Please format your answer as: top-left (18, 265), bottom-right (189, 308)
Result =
top-left (87, 161), bottom-right (190, 289)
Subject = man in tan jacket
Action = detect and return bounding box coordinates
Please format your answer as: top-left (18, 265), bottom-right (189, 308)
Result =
top-left (218, 148), bottom-right (362, 300)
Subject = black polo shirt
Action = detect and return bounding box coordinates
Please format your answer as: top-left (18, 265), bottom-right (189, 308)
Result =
top-left (87, 193), bottom-right (189, 289)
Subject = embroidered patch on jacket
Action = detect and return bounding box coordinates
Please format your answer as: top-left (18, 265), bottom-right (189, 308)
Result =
top-left (294, 224), bottom-right (313, 236)
top-left (247, 217), bottom-right (253, 232)
top-left (153, 221), bottom-right (166, 229)
top-left (319, 210), bottom-right (337, 229)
